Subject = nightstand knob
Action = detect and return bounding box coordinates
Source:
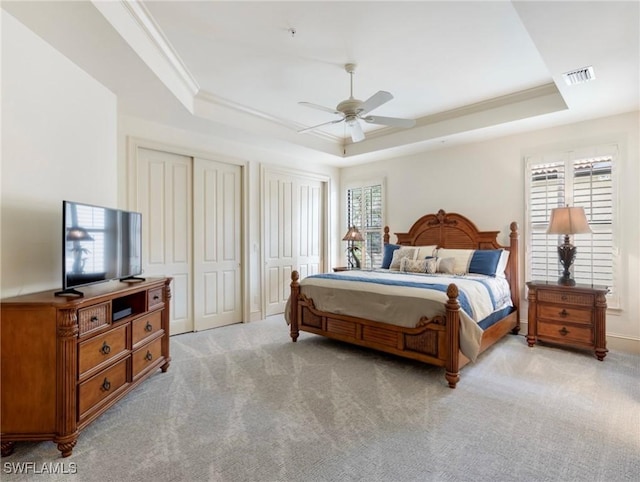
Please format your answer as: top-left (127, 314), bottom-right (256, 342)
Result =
top-left (561, 295), bottom-right (568, 301)
top-left (559, 309), bottom-right (569, 317)
top-left (559, 327), bottom-right (569, 336)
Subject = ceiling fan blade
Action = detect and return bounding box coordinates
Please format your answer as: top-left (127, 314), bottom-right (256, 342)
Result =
top-left (362, 115), bottom-right (416, 128)
top-left (357, 91), bottom-right (393, 115)
top-left (298, 102), bottom-right (340, 115)
top-left (298, 118), bottom-right (344, 134)
top-left (348, 120), bottom-right (365, 143)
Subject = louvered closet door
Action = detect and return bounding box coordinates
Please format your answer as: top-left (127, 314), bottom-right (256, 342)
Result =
top-left (136, 148), bottom-right (193, 335)
top-left (264, 171), bottom-right (323, 316)
top-left (193, 158), bottom-right (242, 330)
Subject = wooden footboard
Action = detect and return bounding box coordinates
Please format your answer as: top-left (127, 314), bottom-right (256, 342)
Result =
top-left (289, 271), bottom-right (464, 388)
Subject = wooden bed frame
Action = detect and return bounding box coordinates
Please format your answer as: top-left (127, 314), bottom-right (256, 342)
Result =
top-left (288, 209), bottom-right (520, 388)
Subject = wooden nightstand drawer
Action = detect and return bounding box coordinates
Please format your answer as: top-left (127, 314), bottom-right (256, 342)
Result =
top-left (537, 290), bottom-right (594, 307)
top-left (538, 321), bottom-right (592, 344)
top-left (78, 325), bottom-right (128, 377)
top-left (538, 305), bottom-right (592, 325)
top-left (78, 302), bottom-right (110, 335)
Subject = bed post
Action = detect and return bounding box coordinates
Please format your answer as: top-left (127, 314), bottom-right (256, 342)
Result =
top-left (445, 283), bottom-right (461, 389)
top-left (383, 226), bottom-right (390, 244)
top-left (290, 271), bottom-right (300, 342)
top-left (509, 222), bottom-right (520, 333)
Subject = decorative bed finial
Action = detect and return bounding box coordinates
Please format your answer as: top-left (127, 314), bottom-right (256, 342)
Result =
top-left (427, 209), bottom-right (458, 227)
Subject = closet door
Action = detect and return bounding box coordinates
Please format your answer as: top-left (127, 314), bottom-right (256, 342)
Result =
top-left (263, 171), bottom-right (323, 316)
top-left (193, 159), bottom-right (242, 330)
top-left (136, 148), bottom-right (193, 335)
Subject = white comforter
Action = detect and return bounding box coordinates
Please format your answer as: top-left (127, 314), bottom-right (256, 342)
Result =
top-left (286, 269), bottom-right (513, 361)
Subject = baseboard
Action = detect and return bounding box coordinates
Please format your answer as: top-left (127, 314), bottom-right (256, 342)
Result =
top-left (520, 321), bottom-right (639, 355)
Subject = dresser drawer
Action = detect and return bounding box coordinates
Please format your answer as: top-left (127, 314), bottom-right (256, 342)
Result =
top-left (78, 302), bottom-right (110, 336)
top-left (537, 289), bottom-right (594, 307)
top-left (538, 321), bottom-right (593, 345)
top-left (148, 287), bottom-right (164, 309)
top-left (538, 305), bottom-right (592, 325)
top-left (78, 325), bottom-right (128, 377)
top-left (132, 336), bottom-right (163, 378)
top-left (132, 310), bottom-right (163, 347)
top-left (78, 358), bottom-right (129, 418)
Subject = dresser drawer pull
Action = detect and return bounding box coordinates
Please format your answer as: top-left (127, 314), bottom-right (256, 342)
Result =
top-left (145, 350), bottom-right (153, 362)
top-left (145, 321), bottom-right (153, 332)
top-left (561, 295), bottom-right (568, 301)
top-left (559, 309), bottom-right (569, 317)
top-left (559, 327), bottom-right (569, 336)
top-left (153, 295), bottom-right (160, 301)
top-left (91, 316), bottom-right (99, 322)
top-left (101, 341), bottom-right (111, 355)
top-left (101, 378), bottom-right (111, 391)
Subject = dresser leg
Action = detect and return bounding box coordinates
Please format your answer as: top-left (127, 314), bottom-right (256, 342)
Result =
top-left (595, 348), bottom-right (608, 361)
top-left (526, 335), bottom-right (536, 347)
top-left (56, 438), bottom-right (77, 458)
top-left (1, 441), bottom-right (15, 457)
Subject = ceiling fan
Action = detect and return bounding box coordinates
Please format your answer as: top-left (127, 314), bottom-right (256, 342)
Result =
top-left (298, 63), bottom-right (416, 143)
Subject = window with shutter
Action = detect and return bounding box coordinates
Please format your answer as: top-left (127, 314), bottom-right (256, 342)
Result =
top-left (526, 146), bottom-right (618, 307)
top-left (346, 181), bottom-right (384, 269)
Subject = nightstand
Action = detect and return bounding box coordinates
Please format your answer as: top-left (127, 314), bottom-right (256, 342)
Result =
top-left (526, 281), bottom-right (608, 360)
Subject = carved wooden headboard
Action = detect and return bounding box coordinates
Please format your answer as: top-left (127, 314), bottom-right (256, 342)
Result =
top-left (383, 209), bottom-right (520, 313)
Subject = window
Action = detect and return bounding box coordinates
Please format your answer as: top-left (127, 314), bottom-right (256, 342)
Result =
top-left (346, 181), bottom-right (384, 269)
top-left (526, 146), bottom-right (618, 306)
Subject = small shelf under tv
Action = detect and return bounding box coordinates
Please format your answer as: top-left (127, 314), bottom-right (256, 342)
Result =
top-left (112, 291), bottom-right (146, 322)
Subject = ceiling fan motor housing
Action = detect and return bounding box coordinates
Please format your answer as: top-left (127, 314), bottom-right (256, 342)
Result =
top-left (336, 98), bottom-right (363, 116)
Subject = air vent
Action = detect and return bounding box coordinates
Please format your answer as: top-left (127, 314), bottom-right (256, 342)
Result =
top-left (562, 66), bottom-right (595, 85)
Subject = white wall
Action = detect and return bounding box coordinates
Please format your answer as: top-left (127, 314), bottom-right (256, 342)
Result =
top-left (1, 12), bottom-right (117, 298)
top-left (342, 111), bottom-right (640, 350)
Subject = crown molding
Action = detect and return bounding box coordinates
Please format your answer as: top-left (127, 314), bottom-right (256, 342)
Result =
top-left (92, 0), bottom-right (199, 111)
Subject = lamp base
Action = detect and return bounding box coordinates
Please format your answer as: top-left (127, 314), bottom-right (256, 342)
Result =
top-left (557, 275), bottom-right (576, 286)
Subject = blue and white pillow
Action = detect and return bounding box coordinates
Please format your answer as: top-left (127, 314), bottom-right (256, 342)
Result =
top-left (434, 248), bottom-right (506, 277)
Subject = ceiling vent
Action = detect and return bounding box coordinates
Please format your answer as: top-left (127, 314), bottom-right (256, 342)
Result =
top-left (562, 66), bottom-right (595, 85)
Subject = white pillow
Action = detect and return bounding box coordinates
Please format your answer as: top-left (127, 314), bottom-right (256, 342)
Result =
top-left (495, 250), bottom-right (510, 278)
top-left (426, 257), bottom-right (456, 274)
top-left (415, 245), bottom-right (438, 259)
top-left (433, 248), bottom-right (475, 274)
top-left (389, 246), bottom-right (419, 271)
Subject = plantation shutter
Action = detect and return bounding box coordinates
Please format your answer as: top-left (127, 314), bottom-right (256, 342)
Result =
top-left (346, 182), bottom-right (383, 269)
top-left (526, 149), bottom-right (617, 305)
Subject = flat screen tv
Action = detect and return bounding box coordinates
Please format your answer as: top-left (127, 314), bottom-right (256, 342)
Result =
top-left (56, 200), bottom-right (143, 296)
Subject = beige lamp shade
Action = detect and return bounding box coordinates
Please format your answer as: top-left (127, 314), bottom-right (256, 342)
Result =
top-left (342, 226), bottom-right (364, 241)
top-left (546, 207), bottom-right (592, 235)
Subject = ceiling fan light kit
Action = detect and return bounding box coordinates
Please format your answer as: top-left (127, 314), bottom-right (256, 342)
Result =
top-left (298, 63), bottom-right (416, 143)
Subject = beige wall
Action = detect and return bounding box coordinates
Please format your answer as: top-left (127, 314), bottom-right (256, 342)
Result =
top-left (341, 111), bottom-right (640, 349)
top-left (1, 12), bottom-right (117, 297)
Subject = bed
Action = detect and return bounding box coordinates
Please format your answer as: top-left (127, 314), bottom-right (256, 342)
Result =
top-left (287, 209), bottom-right (520, 388)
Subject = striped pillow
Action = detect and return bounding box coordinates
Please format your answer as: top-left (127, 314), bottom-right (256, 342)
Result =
top-left (434, 249), bottom-right (505, 276)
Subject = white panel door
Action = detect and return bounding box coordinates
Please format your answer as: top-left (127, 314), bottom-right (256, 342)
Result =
top-left (193, 158), bottom-right (242, 330)
top-left (136, 148), bottom-right (193, 335)
top-left (264, 171), bottom-right (323, 316)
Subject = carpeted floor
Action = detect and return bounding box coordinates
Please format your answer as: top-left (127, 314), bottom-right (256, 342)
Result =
top-left (3, 315), bottom-right (639, 481)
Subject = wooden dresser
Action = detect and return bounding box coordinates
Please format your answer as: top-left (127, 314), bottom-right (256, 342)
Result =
top-left (526, 280), bottom-right (608, 360)
top-left (0, 277), bottom-right (172, 457)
